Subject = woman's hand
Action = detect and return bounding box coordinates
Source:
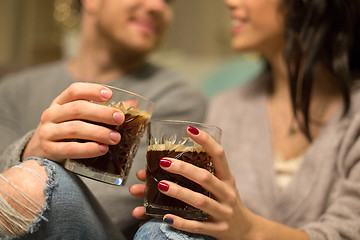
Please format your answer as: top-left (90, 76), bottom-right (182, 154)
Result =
top-left (130, 169), bottom-right (148, 219)
top-left (22, 82), bottom-right (124, 164)
top-left (152, 126), bottom-right (256, 239)
top-left (129, 126), bottom-right (257, 239)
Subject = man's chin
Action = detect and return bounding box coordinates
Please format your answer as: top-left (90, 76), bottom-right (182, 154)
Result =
top-left (128, 41), bottom-right (159, 55)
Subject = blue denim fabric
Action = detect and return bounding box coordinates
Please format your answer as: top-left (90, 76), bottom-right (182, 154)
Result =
top-left (9, 158), bottom-right (125, 240)
top-left (134, 219), bottom-right (215, 240)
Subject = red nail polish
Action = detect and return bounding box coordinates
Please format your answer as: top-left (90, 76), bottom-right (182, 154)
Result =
top-left (159, 159), bottom-right (172, 167)
top-left (188, 126), bottom-right (199, 135)
top-left (158, 182), bottom-right (169, 192)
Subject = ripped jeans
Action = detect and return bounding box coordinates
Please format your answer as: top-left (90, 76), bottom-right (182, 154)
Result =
top-left (0, 157), bottom-right (124, 240)
top-left (134, 219), bottom-right (215, 240)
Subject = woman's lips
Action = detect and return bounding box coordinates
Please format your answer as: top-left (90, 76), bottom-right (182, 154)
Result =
top-left (231, 18), bottom-right (246, 35)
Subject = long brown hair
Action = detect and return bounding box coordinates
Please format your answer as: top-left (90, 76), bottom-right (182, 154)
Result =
top-left (283, 0), bottom-right (360, 139)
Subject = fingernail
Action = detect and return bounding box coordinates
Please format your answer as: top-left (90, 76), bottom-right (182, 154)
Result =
top-left (158, 182), bottom-right (169, 192)
top-left (110, 131), bottom-right (120, 142)
top-left (100, 89), bottom-right (112, 99)
top-left (159, 158), bottom-right (172, 168)
top-left (113, 112), bottom-right (124, 124)
top-left (188, 126), bottom-right (199, 135)
top-left (99, 144), bottom-right (108, 153)
top-left (163, 217), bottom-right (174, 224)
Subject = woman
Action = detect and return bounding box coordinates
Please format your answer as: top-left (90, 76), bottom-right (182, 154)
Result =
top-left (130, 0), bottom-right (360, 239)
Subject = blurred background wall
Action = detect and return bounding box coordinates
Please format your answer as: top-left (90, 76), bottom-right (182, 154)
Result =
top-left (0, 0), bottom-right (263, 98)
top-left (0, 0), bottom-right (61, 70)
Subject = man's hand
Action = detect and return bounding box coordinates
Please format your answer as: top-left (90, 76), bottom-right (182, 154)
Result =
top-left (22, 82), bottom-right (124, 163)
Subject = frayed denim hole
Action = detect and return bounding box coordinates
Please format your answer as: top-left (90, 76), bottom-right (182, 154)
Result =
top-left (23, 157), bottom-right (58, 234)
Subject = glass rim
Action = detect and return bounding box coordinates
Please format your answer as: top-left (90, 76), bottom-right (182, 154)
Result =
top-left (150, 119), bottom-right (222, 134)
top-left (101, 84), bottom-right (155, 105)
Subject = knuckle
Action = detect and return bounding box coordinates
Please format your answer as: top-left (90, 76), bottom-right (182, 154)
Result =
top-left (228, 190), bottom-right (237, 204)
top-left (204, 133), bottom-right (212, 142)
top-left (198, 133), bottom-right (212, 146)
top-left (192, 196), bottom-right (208, 209)
top-left (222, 206), bottom-right (234, 220)
top-left (170, 185), bottom-right (181, 198)
top-left (228, 174), bottom-right (237, 186)
top-left (38, 126), bottom-right (49, 140)
top-left (85, 143), bottom-right (95, 156)
top-left (96, 126), bottom-right (113, 143)
top-left (197, 169), bottom-right (213, 184)
top-left (213, 146), bottom-right (225, 158)
top-left (176, 160), bottom-right (186, 173)
top-left (64, 142), bottom-right (75, 156)
top-left (174, 219), bottom-right (185, 229)
top-left (94, 126), bottom-right (103, 138)
top-left (189, 222), bottom-right (204, 234)
top-left (40, 108), bottom-right (52, 123)
top-left (67, 121), bottom-right (81, 135)
top-left (69, 101), bottom-right (84, 117)
top-left (217, 222), bottom-right (230, 235)
top-left (67, 83), bottom-right (79, 97)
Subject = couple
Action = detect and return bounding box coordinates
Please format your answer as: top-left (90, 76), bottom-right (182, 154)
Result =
top-left (1, 0), bottom-right (360, 239)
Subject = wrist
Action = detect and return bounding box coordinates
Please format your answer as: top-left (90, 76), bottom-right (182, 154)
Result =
top-left (240, 210), bottom-right (265, 240)
top-left (242, 212), bottom-right (310, 240)
top-left (19, 130), bottom-right (37, 162)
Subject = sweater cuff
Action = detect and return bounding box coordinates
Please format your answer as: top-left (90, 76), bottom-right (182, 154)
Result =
top-left (0, 130), bottom-right (35, 170)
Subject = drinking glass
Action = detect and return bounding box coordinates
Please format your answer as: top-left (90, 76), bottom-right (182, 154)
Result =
top-left (65, 85), bottom-right (154, 185)
top-left (144, 120), bottom-right (222, 220)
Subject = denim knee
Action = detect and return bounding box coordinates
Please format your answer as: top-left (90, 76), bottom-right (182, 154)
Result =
top-left (10, 157), bottom-right (124, 240)
top-left (134, 218), bottom-right (215, 240)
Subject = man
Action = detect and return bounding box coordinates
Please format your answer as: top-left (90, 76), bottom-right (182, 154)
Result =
top-left (0, 0), bottom-right (207, 238)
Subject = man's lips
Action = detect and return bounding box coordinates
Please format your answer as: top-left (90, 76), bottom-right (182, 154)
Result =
top-left (131, 18), bottom-right (158, 35)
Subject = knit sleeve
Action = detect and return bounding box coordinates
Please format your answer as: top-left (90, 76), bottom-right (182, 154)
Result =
top-left (0, 130), bottom-right (35, 171)
top-left (301, 114), bottom-right (360, 240)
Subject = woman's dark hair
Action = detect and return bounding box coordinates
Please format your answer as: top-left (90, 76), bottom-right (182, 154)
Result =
top-left (76, 0), bottom-right (82, 11)
top-left (283, 0), bottom-right (360, 139)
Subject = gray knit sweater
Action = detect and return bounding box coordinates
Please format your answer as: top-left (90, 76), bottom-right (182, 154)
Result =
top-left (206, 74), bottom-right (360, 240)
top-left (0, 61), bottom-right (208, 237)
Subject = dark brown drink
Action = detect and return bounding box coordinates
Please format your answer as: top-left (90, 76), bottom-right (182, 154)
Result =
top-left (145, 145), bottom-right (213, 220)
top-left (68, 108), bottom-right (150, 185)
top-left (64, 85), bottom-right (154, 185)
